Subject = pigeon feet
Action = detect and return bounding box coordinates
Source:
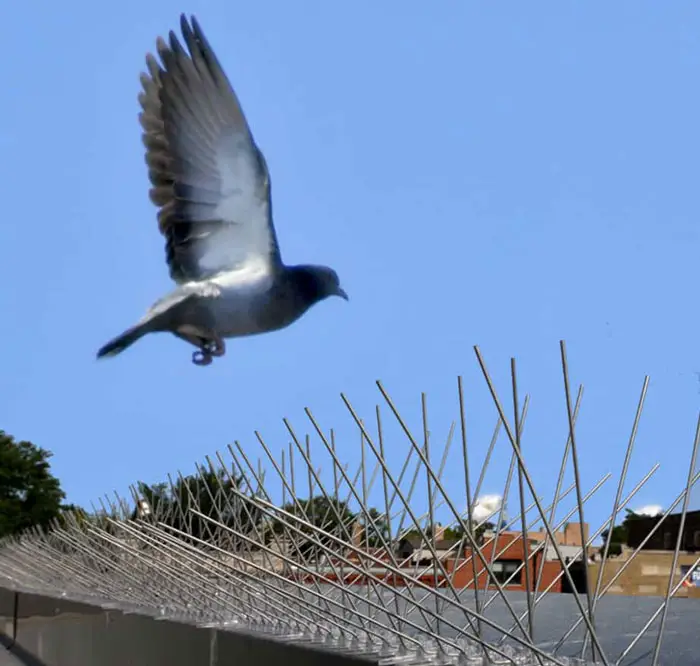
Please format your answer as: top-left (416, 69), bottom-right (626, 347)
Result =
top-left (208, 337), bottom-right (226, 358)
top-left (192, 350), bottom-right (212, 366)
top-left (191, 337), bottom-right (226, 366)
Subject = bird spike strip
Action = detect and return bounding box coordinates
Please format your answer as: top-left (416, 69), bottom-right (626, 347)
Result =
top-left (1, 342), bottom-right (699, 666)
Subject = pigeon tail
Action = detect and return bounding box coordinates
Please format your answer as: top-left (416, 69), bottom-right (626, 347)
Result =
top-left (96, 324), bottom-right (150, 360)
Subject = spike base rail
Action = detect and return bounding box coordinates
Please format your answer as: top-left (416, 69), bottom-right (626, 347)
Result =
top-left (0, 587), bottom-right (375, 666)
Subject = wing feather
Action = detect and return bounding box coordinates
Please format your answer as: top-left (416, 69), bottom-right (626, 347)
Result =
top-left (139, 15), bottom-right (282, 284)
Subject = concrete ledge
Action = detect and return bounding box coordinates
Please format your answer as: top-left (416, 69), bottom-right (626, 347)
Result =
top-left (0, 586), bottom-right (374, 666)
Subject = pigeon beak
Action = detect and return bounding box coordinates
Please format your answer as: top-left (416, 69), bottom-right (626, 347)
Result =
top-left (336, 287), bottom-right (349, 301)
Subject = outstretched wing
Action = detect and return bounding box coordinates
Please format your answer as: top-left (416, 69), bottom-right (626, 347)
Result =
top-left (139, 14), bottom-right (282, 284)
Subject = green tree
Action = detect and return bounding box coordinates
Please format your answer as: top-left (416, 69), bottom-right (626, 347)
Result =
top-left (271, 495), bottom-right (357, 559)
top-left (0, 430), bottom-right (66, 538)
top-left (132, 481), bottom-right (172, 522)
top-left (133, 468), bottom-right (262, 549)
top-left (442, 520), bottom-right (495, 544)
top-left (600, 508), bottom-right (652, 557)
top-left (56, 503), bottom-right (90, 529)
top-left (360, 507), bottom-right (391, 547)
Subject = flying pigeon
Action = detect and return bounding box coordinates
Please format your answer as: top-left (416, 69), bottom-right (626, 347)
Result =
top-left (97, 15), bottom-right (348, 367)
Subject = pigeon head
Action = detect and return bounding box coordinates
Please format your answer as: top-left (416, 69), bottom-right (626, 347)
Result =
top-left (290, 264), bottom-right (348, 305)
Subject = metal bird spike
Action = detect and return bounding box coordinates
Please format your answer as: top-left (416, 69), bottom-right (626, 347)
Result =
top-left (2, 342), bottom-right (699, 666)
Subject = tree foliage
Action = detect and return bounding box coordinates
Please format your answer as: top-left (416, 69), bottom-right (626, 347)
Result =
top-left (402, 520), bottom-right (496, 547)
top-left (362, 507), bottom-right (391, 547)
top-left (0, 430), bottom-right (66, 538)
top-left (133, 468), bottom-right (262, 549)
top-left (268, 495), bottom-right (390, 559)
top-left (600, 508), bottom-right (653, 557)
top-left (56, 503), bottom-right (91, 530)
top-left (270, 495), bottom-right (355, 558)
top-left (442, 521), bottom-right (496, 544)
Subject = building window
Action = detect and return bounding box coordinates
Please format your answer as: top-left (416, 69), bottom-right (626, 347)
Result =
top-left (694, 531), bottom-right (700, 549)
top-left (663, 531), bottom-right (673, 550)
top-left (491, 559), bottom-right (523, 585)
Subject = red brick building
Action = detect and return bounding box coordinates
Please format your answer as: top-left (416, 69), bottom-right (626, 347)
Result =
top-left (445, 533), bottom-right (572, 593)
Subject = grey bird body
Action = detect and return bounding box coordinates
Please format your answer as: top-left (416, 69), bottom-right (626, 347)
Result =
top-left (97, 15), bottom-right (347, 366)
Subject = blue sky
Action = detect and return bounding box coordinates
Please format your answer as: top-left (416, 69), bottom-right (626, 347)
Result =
top-left (1, 1), bottom-right (699, 533)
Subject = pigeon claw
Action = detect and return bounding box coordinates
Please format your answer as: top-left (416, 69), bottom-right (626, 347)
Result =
top-left (209, 337), bottom-right (226, 358)
top-left (192, 349), bottom-right (212, 366)
top-left (191, 337), bottom-right (225, 366)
